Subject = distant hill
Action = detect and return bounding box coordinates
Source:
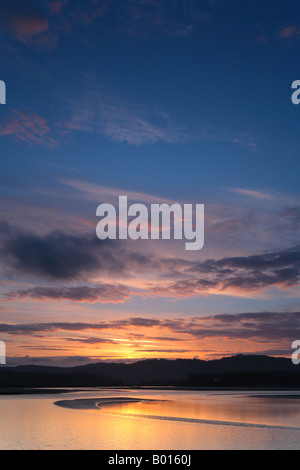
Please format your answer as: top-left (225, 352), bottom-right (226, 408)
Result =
top-left (0, 355), bottom-right (299, 388)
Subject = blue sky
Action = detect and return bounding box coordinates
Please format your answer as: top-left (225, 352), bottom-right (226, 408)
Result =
top-left (0, 0), bottom-right (300, 365)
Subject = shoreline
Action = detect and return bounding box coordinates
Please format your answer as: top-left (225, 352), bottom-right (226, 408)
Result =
top-left (0, 388), bottom-right (82, 395)
top-left (1, 386), bottom-right (300, 396)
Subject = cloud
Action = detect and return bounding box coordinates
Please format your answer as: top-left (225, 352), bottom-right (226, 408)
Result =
top-left (0, 1), bottom-right (106, 51)
top-left (230, 188), bottom-right (275, 201)
top-left (199, 129), bottom-right (262, 151)
top-left (62, 87), bottom-right (189, 146)
top-left (134, 349), bottom-right (192, 353)
top-left (11, 15), bottom-right (49, 44)
top-left (0, 223), bottom-right (166, 284)
top-left (1, 311), bottom-right (299, 343)
top-left (102, 112), bottom-right (188, 145)
top-left (0, 0), bottom-right (213, 50)
top-left (0, 110), bottom-right (59, 148)
top-left (183, 311), bottom-right (300, 342)
top-left (148, 247), bottom-right (300, 297)
top-left (277, 26), bottom-right (300, 39)
top-left (1, 223), bottom-right (300, 298)
top-left (70, 0), bottom-right (110, 26)
top-left (163, 311), bottom-right (300, 343)
top-left (65, 336), bottom-right (119, 344)
top-left (0, 225), bottom-right (127, 281)
top-left (47, 1), bottom-right (66, 16)
top-left (0, 318), bottom-right (162, 335)
top-left (0, 1), bottom-right (49, 44)
top-left (6, 283), bottom-right (131, 303)
top-left (118, 0), bottom-right (212, 37)
top-left (62, 178), bottom-right (175, 205)
top-left (61, 85), bottom-right (261, 148)
top-left (0, 322), bottom-right (109, 335)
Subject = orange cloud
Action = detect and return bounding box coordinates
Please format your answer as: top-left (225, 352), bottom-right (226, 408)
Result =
top-left (2, 311), bottom-right (298, 362)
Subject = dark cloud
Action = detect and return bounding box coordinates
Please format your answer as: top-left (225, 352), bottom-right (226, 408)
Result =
top-left (0, 317), bottom-right (162, 336)
top-left (0, 322), bottom-right (109, 335)
top-left (0, 224), bottom-right (130, 281)
top-left (21, 346), bottom-right (71, 351)
top-left (6, 283), bottom-right (131, 303)
top-left (127, 318), bottom-right (161, 327)
top-left (148, 336), bottom-right (180, 342)
top-left (0, 223), bottom-right (167, 284)
top-left (1, 223), bottom-right (299, 298)
top-left (0, 312), bottom-right (299, 342)
top-left (2, 230), bottom-right (102, 280)
top-left (134, 349), bottom-right (192, 353)
top-left (65, 337), bottom-right (118, 344)
top-left (178, 312), bottom-right (300, 341)
top-left (149, 248), bottom-right (300, 297)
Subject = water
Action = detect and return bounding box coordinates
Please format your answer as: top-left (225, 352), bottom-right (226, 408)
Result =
top-left (0, 388), bottom-right (299, 450)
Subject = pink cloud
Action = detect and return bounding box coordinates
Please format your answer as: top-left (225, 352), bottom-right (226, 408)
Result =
top-left (277, 26), bottom-right (300, 39)
top-left (11, 16), bottom-right (49, 44)
top-left (0, 1), bottom-right (69, 49)
top-left (0, 110), bottom-right (59, 148)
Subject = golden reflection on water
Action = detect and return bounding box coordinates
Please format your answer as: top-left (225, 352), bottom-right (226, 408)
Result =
top-left (97, 395), bottom-right (300, 428)
top-left (0, 391), bottom-right (300, 450)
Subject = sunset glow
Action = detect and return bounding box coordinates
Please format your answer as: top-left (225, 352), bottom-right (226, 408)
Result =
top-left (0, 0), bottom-right (299, 368)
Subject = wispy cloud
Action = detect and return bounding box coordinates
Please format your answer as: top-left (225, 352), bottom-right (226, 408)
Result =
top-left (199, 129), bottom-right (262, 151)
top-left (0, 0), bottom-right (208, 52)
top-left (62, 86), bottom-right (189, 146)
top-left (0, 110), bottom-right (59, 148)
top-left (69, 0), bottom-right (110, 26)
top-left (277, 26), bottom-right (300, 39)
top-left (62, 178), bottom-right (175, 205)
top-left (65, 336), bottom-right (119, 344)
top-left (58, 78), bottom-right (261, 148)
top-left (230, 188), bottom-right (275, 201)
top-left (118, 0), bottom-right (213, 37)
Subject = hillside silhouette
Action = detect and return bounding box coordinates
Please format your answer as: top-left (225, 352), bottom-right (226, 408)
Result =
top-left (0, 355), bottom-right (299, 388)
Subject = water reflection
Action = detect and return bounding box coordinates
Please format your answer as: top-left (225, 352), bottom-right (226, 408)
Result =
top-left (0, 389), bottom-right (299, 450)
top-left (94, 394), bottom-right (300, 429)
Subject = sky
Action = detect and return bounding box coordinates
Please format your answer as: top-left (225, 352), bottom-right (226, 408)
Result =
top-left (0, 0), bottom-right (300, 366)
